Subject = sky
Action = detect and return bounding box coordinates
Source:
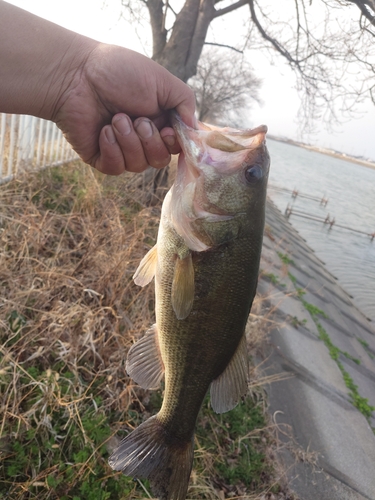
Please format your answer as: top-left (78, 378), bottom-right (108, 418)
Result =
top-left (7, 0), bottom-right (375, 161)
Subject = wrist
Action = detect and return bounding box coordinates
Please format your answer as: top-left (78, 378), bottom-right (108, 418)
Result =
top-left (0, 2), bottom-right (98, 120)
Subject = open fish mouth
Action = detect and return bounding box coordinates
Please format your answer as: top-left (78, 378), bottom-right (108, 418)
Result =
top-left (169, 112), bottom-right (269, 252)
top-left (171, 111), bottom-right (267, 175)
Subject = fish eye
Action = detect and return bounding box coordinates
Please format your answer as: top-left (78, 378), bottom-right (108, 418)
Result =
top-left (244, 164), bottom-right (263, 184)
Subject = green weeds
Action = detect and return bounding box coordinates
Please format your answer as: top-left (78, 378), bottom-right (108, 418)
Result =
top-left (284, 267), bottom-right (374, 422)
top-left (194, 396), bottom-right (276, 496)
top-left (357, 338), bottom-right (375, 359)
top-left (263, 272), bottom-right (285, 287)
top-left (277, 252), bottom-right (295, 265)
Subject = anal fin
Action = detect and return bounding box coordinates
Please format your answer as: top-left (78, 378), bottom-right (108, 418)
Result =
top-left (133, 244), bottom-right (158, 286)
top-left (171, 252), bottom-right (195, 320)
top-left (126, 324), bottom-right (164, 389)
top-left (210, 334), bottom-right (248, 414)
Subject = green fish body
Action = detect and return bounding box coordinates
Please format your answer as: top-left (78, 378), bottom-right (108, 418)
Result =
top-left (109, 114), bottom-right (270, 500)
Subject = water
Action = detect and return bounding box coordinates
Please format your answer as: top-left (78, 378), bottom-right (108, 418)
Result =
top-left (266, 138), bottom-right (375, 322)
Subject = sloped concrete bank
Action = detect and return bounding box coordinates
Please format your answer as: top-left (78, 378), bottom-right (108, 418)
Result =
top-left (258, 199), bottom-right (375, 500)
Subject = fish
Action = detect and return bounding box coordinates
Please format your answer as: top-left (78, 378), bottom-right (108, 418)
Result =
top-left (109, 113), bottom-right (270, 500)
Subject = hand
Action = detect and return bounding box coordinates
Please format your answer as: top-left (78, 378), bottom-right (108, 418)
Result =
top-left (0, 2), bottom-right (196, 175)
top-left (53, 45), bottom-right (196, 175)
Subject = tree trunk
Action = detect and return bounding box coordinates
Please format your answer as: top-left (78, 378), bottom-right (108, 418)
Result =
top-left (147, 0), bottom-right (168, 60)
top-left (150, 0), bottom-right (216, 82)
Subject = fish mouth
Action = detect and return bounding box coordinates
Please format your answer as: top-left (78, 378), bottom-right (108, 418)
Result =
top-left (171, 111), bottom-right (267, 175)
top-left (169, 112), bottom-right (268, 252)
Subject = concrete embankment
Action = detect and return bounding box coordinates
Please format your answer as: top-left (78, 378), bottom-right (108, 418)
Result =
top-left (258, 199), bottom-right (375, 500)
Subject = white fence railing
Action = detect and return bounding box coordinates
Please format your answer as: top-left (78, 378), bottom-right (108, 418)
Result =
top-left (0, 113), bottom-right (78, 184)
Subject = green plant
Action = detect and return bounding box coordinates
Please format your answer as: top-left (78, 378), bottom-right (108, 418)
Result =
top-left (277, 252), bottom-right (294, 265)
top-left (286, 270), bottom-right (374, 422)
top-left (302, 300), bottom-right (329, 319)
top-left (195, 395), bottom-right (273, 495)
top-left (314, 321), bottom-right (373, 421)
top-left (263, 272), bottom-right (285, 286)
top-left (357, 338), bottom-right (375, 359)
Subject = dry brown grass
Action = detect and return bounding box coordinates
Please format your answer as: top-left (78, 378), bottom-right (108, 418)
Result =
top-left (0, 162), bottom-right (295, 499)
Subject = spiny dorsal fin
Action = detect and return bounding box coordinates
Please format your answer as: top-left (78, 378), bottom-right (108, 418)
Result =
top-left (171, 252), bottom-right (195, 320)
top-left (126, 324), bottom-right (164, 389)
top-left (210, 334), bottom-right (248, 414)
top-left (133, 244), bottom-right (158, 286)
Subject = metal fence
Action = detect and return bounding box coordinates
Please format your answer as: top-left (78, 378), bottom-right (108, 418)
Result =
top-left (0, 113), bottom-right (78, 184)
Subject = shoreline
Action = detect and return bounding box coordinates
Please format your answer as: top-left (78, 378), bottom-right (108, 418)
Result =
top-left (268, 135), bottom-right (375, 170)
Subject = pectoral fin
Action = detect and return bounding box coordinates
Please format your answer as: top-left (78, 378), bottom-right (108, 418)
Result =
top-left (126, 324), bottom-right (164, 389)
top-left (210, 335), bottom-right (248, 414)
top-left (171, 252), bottom-right (195, 320)
top-left (133, 244), bottom-right (158, 286)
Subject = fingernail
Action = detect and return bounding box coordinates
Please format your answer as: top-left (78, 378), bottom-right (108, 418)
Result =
top-left (105, 126), bottom-right (117, 144)
top-left (135, 119), bottom-right (153, 139)
top-left (113, 115), bottom-right (132, 135)
top-left (163, 135), bottom-right (176, 147)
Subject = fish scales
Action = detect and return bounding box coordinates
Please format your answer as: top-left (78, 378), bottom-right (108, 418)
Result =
top-left (156, 218), bottom-right (263, 438)
top-left (109, 113), bottom-right (270, 500)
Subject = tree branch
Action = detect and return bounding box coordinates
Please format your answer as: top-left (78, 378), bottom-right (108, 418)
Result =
top-left (248, 0), bottom-right (299, 67)
top-left (204, 42), bottom-right (243, 53)
top-left (347, 0), bottom-right (375, 26)
top-left (214, 0), bottom-right (248, 18)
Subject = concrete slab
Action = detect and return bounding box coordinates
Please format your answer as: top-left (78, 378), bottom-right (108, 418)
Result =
top-left (340, 357), bottom-right (375, 409)
top-left (279, 448), bottom-right (373, 500)
top-left (257, 281), bottom-right (318, 334)
top-left (262, 348), bottom-right (375, 500)
top-left (261, 200), bottom-right (375, 500)
top-left (318, 318), bottom-right (375, 375)
top-left (270, 324), bottom-right (348, 396)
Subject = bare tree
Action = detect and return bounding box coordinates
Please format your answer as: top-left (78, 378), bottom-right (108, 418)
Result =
top-left (188, 48), bottom-right (262, 123)
top-left (120, 0), bottom-right (375, 128)
top-left (119, 0), bottom-right (375, 199)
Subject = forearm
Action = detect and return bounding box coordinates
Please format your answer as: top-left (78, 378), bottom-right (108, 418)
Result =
top-left (0, 1), bottom-right (98, 120)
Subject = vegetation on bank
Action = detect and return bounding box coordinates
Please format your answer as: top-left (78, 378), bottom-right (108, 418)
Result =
top-left (278, 256), bottom-right (375, 425)
top-left (0, 163), bottom-right (290, 499)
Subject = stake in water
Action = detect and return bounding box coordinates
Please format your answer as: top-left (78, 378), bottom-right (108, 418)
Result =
top-left (267, 139), bottom-right (375, 322)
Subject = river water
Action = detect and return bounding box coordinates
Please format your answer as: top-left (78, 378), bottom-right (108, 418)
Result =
top-left (266, 138), bottom-right (375, 322)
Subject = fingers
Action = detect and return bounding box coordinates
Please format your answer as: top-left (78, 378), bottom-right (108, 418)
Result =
top-left (92, 125), bottom-right (126, 175)
top-left (160, 127), bottom-right (182, 155)
top-left (93, 114), bottom-right (173, 175)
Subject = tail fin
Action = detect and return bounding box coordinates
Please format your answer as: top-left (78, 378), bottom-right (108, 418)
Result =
top-left (109, 416), bottom-right (194, 500)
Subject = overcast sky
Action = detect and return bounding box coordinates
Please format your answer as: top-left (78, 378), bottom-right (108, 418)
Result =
top-left (7, 0), bottom-right (375, 161)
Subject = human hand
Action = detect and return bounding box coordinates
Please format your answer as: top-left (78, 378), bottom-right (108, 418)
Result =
top-left (0, 3), bottom-right (196, 175)
top-left (53, 44), bottom-right (196, 175)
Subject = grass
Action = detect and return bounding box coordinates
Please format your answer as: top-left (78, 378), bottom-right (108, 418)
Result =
top-left (0, 162), bottom-right (291, 499)
top-left (262, 272), bottom-right (285, 287)
top-left (357, 338), bottom-right (375, 360)
top-left (277, 252), bottom-right (294, 266)
top-left (285, 266), bottom-right (375, 423)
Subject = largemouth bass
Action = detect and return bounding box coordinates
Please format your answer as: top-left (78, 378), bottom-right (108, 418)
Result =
top-left (109, 114), bottom-right (270, 499)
